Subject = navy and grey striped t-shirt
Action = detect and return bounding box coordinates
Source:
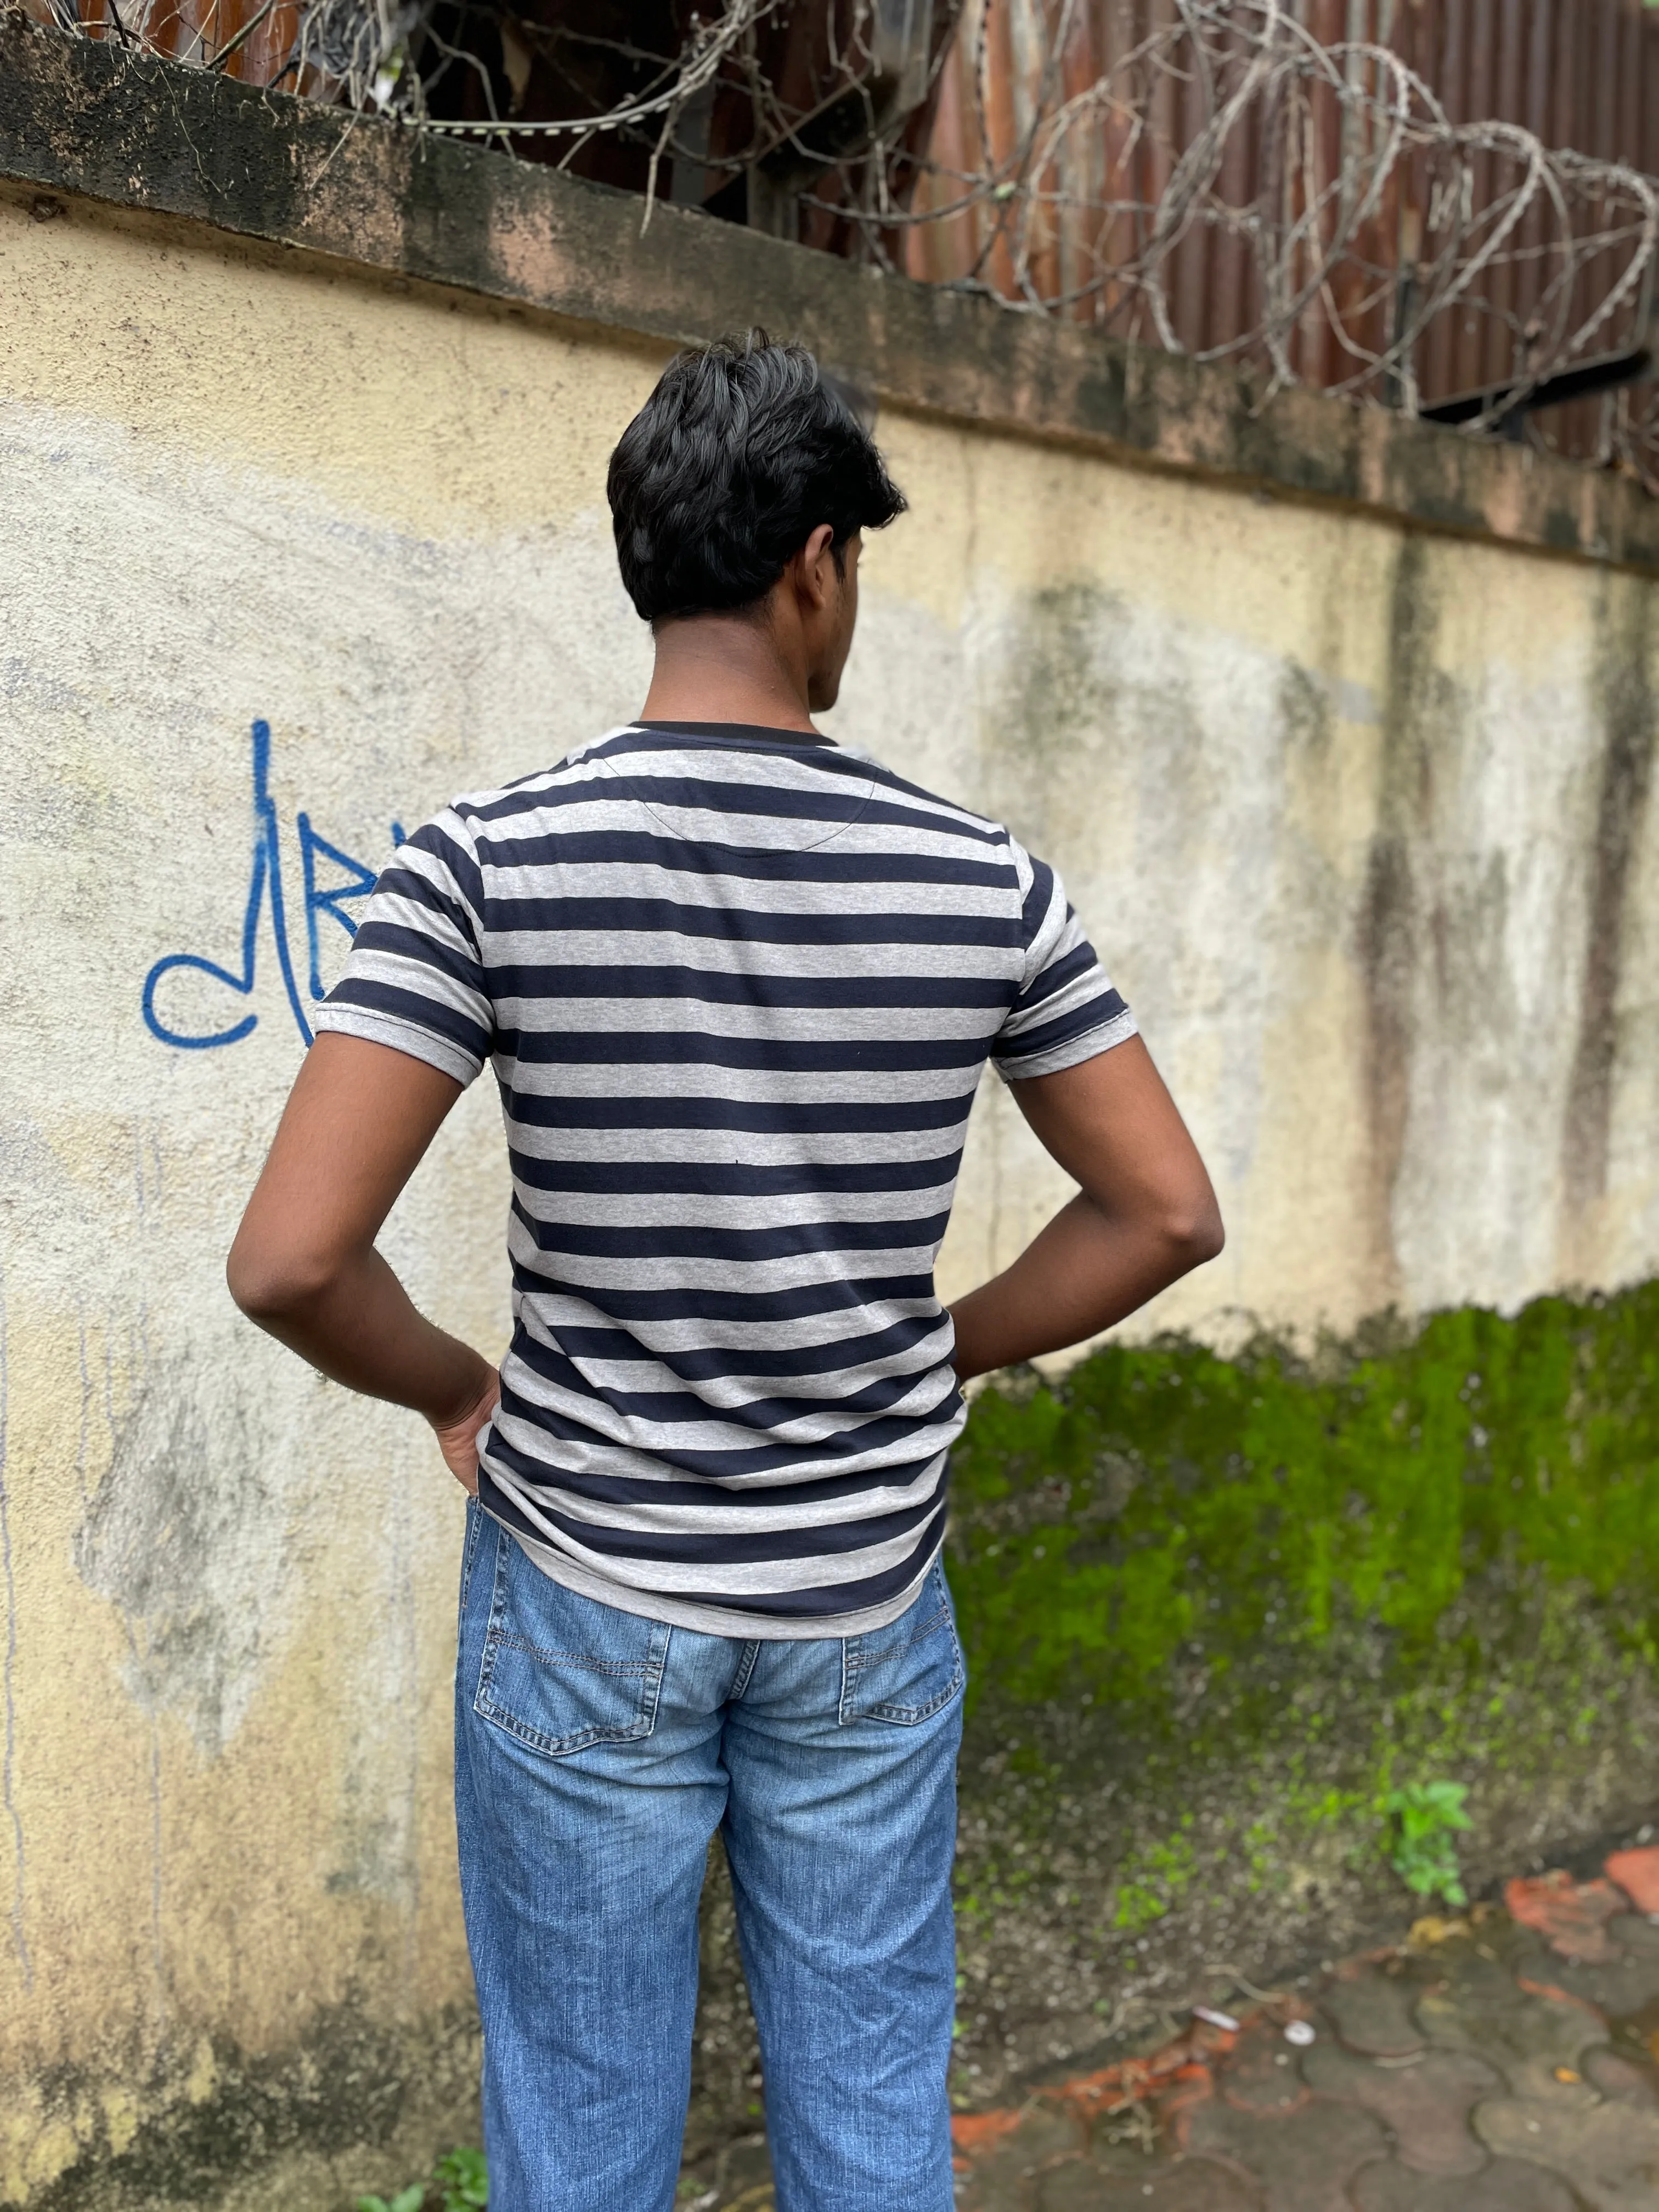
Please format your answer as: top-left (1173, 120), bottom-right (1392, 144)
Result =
top-left (316, 723), bottom-right (1135, 1636)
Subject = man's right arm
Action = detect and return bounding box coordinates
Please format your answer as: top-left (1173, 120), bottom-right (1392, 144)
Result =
top-left (947, 1036), bottom-right (1223, 1384)
top-left (226, 1032), bottom-right (500, 1491)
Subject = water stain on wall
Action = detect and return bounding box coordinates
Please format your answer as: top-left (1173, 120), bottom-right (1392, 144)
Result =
top-left (75, 1356), bottom-right (291, 1759)
top-left (1359, 534), bottom-right (1462, 1310)
top-left (1561, 574), bottom-right (1658, 1257)
top-left (971, 578), bottom-right (1141, 860)
top-left (15, 2002), bottom-right (479, 2212)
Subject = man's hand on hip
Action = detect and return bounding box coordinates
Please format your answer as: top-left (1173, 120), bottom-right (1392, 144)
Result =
top-left (432, 1370), bottom-right (503, 1497)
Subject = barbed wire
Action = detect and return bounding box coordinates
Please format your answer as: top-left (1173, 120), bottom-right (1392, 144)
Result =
top-left (36, 0), bottom-right (1659, 478)
top-left (836, 0), bottom-right (1659, 449)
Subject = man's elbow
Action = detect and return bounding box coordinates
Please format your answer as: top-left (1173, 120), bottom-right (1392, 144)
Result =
top-left (1159, 1192), bottom-right (1225, 1271)
top-left (226, 1233), bottom-right (336, 1325)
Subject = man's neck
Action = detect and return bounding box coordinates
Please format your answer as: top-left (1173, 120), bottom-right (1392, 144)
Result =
top-left (637, 611), bottom-right (818, 736)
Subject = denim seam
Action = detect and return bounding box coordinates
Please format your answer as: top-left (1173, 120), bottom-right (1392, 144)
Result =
top-left (458, 1497), bottom-right (485, 1615)
top-left (851, 1596), bottom-right (952, 1668)
top-left (837, 1636), bottom-right (860, 1726)
top-left (729, 1639), bottom-right (761, 1702)
top-left (466, 1511), bottom-right (506, 1718)
top-left (473, 1522), bottom-right (517, 1726)
top-left (488, 1640), bottom-right (656, 1672)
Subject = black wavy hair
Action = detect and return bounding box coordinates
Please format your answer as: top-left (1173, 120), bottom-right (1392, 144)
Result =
top-left (606, 331), bottom-right (906, 625)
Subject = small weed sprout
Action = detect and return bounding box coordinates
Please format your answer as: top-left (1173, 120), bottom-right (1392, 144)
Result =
top-left (354, 2145), bottom-right (487, 2212)
top-left (435, 2150), bottom-right (488, 2212)
top-left (1383, 1781), bottom-right (1472, 1906)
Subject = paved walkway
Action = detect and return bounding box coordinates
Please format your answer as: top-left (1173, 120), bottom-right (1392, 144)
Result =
top-left (693, 1846), bottom-right (1659, 2209)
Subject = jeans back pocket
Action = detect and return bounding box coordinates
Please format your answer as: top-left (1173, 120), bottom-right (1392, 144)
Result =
top-left (474, 1526), bottom-right (672, 1758)
top-left (839, 1559), bottom-right (965, 1726)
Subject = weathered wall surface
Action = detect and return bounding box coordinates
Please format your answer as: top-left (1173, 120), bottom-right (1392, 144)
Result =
top-left (4, 35), bottom-right (1659, 2207)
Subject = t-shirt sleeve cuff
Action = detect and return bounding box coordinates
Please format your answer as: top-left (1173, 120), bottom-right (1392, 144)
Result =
top-left (995, 1006), bottom-right (1139, 1084)
top-left (311, 1003), bottom-right (484, 1088)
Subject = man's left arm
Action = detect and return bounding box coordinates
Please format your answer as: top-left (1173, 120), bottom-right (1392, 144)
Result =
top-left (227, 1031), bottom-right (499, 1492)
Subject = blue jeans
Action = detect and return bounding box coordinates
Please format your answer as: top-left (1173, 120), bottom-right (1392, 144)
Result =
top-left (453, 1501), bottom-right (965, 2212)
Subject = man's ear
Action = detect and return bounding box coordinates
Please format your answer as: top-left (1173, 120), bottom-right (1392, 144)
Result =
top-left (799, 523), bottom-right (837, 606)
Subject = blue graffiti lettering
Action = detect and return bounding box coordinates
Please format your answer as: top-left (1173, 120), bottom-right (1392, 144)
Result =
top-left (142, 719), bottom-right (397, 1051)
top-left (298, 815), bottom-right (381, 1005)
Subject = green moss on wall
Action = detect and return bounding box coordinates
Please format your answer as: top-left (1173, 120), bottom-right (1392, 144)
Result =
top-left (939, 1284), bottom-right (1659, 2096)
top-left (947, 1281), bottom-right (1659, 1718)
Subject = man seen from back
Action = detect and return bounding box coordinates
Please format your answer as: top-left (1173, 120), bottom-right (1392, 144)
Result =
top-left (228, 332), bottom-right (1223, 2212)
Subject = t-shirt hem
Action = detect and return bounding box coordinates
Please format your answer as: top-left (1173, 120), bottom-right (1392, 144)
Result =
top-left (311, 1004), bottom-right (482, 1088)
top-left (996, 1006), bottom-right (1139, 1083)
top-left (488, 1514), bottom-right (945, 1640)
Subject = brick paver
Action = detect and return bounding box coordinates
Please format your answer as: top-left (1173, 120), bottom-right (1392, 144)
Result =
top-left (1348, 2154), bottom-right (1578, 2210)
top-left (1212, 2016), bottom-right (1319, 2116)
top-left (693, 1843), bottom-right (1659, 2207)
top-left (949, 1842), bottom-right (1659, 2211)
top-left (1036, 2158), bottom-right (1263, 2208)
top-left (1298, 2041), bottom-right (1497, 2174)
top-left (1321, 1964), bottom-right (1426, 2059)
top-left (1184, 2092), bottom-right (1388, 2209)
top-left (1609, 1853), bottom-right (1659, 1917)
top-left (1474, 2095), bottom-right (1659, 2212)
top-left (1505, 1872), bottom-right (1628, 1963)
top-left (1550, 1915), bottom-right (1659, 2021)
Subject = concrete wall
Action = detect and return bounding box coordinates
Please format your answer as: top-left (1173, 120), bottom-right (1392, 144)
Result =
top-left (5, 28), bottom-right (1659, 2208)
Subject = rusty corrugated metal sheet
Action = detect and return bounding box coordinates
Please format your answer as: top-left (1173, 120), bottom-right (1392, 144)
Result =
top-left (29, 1), bottom-right (313, 92)
top-left (907, 0), bottom-right (1659, 460)
top-left (41, 0), bottom-right (1659, 465)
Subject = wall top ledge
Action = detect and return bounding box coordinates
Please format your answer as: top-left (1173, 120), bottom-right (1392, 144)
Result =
top-left (5, 10), bottom-right (1659, 574)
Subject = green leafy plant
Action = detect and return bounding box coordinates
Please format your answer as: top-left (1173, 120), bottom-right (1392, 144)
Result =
top-left (353, 2145), bottom-right (487, 2212)
top-left (435, 2147), bottom-right (488, 2212)
top-left (1383, 1780), bottom-right (1472, 1905)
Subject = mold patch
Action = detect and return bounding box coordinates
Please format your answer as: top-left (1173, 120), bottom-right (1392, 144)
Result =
top-left (10, 2002), bottom-right (478, 2212)
top-left (1562, 574), bottom-right (1657, 1226)
top-left (76, 1354), bottom-right (295, 1758)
